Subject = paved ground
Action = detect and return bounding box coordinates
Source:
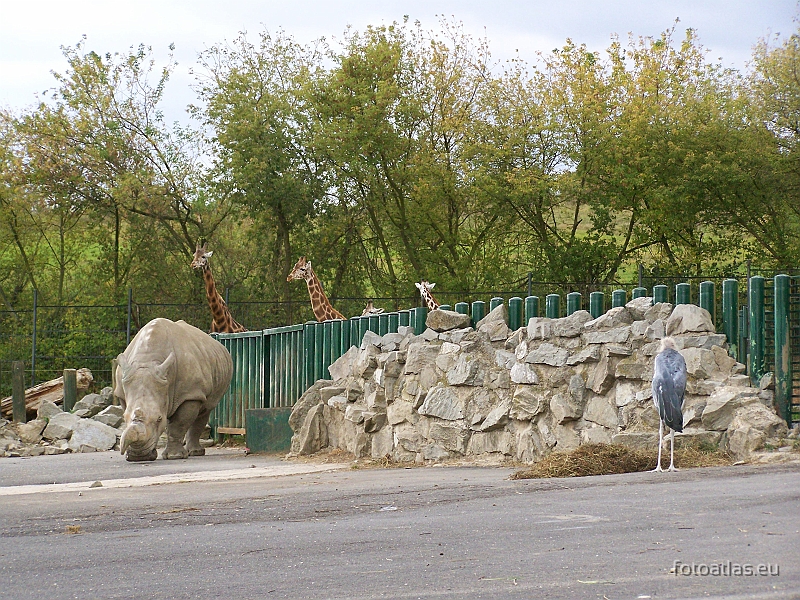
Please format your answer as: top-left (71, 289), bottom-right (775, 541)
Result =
top-left (1, 450), bottom-right (798, 599)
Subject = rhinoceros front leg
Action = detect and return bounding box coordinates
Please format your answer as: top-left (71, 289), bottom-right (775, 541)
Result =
top-left (162, 401), bottom-right (202, 460)
top-left (185, 407), bottom-right (211, 456)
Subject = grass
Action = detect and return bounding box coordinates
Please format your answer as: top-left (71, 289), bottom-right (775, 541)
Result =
top-left (510, 443), bottom-right (734, 480)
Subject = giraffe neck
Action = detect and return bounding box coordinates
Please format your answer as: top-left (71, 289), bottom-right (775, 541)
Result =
top-left (304, 267), bottom-right (345, 321)
top-left (203, 266), bottom-right (245, 333)
top-left (421, 288), bottom-right (440, 311)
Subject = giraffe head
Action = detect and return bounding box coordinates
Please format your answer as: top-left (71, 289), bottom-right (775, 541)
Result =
top-left (415, 281), bottom-right (440, 310)
top-left (191, 241), bottom-right (213, 271)
top-left (287, 256), bottom-right (313, 282)
top-left (362, 300), bottom-right (384, 316)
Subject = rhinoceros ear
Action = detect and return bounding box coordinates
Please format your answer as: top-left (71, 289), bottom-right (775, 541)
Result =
top-left (155, 351), bottom-right (176, 380)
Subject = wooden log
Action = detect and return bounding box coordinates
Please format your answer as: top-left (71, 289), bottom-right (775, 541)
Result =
top-left (0, 368), bottom-right (93, 419)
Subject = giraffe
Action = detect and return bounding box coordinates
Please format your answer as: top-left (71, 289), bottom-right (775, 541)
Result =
top-left (287, 256), bottom-right (345, 321)
top-left (191, 241), bottom-right (247, 333)
top-left (415, 281), bottom-right (441, 310)
top-left (361, 300), bottom-right (384, 316)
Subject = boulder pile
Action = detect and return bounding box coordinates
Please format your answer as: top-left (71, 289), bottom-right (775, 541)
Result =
top-left (0, 387), bottom-right (124, 457)
top-left (290, 298), bottom-right (795, 463)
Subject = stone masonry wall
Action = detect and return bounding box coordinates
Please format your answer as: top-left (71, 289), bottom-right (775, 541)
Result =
top-left (289, 298), bottom-right (790, 463)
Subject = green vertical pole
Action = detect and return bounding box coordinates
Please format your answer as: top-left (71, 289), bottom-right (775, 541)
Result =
top-left (12, 361), bottom-right (25, 423)
top-left (439, 304), bottom-right (451, 311)
top-left (126, 287), bottom-right (133, 346)
top-left (566, 292), bottom-right (581, 316)
top-left (508, 297), bottom-right (523, 330)
top-left (653, 284), bottom-right (668, 304)
top-left (322, 321), bottom-right (333, 376)
top-left (589, 292), bottom-right (604, 319)
top-left (341, 319), bottom-right (351, 351)
top-left (388, 312), bottom-right (399, 333)
top-left (632, 287), bottom-right (647, 299)
top-left (612, 289), bottom-right (626, 308)
top-left (545, 294), bottom-right (560, 318)
top-left (314, 322), bottom-right (324, 382)
top-left (368, 314), bottom-right (380, 334)
top-left (749, 276), bottom-right (765, 386)
top-left (358, 315), bottom-right (369, 344)
top-left (331, 319), bottom-right (342, 362)
top-left (490, 297), bottom-right (504, 313)
top-left (471, 301), bottom-right (486, 328)
top-left (414, 306), bottom-right (428, 335)
top-left (774, 274), bottom-right (791, 425)
top-left (524, 296), bottom-right (539, 322)
top-left (722, 279), bottom-right (738, 359)
top-left (63, 368), bottom-right (77, 414)
top-left (699, 280), bottom-right (715, 323)
top-left (454, 302), bottom-right (469, 315)
top-left (676, 282), bottom-right (691, 305)
top-left (738, 307), bottom-right (748, 366)
top-left (378, 313), bottom-right (389, 336)
top-left (399, 310), bottom-right (410, 327)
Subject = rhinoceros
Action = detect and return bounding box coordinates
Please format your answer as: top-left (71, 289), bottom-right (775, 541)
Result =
top-left (114, 318), bottom-right (233, 461)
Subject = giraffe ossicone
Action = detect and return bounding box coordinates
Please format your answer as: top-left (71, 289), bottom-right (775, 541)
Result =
top-left (191, 241), bottom-right (247, 333)
top-left (287, 256), bottom-right (346, 322)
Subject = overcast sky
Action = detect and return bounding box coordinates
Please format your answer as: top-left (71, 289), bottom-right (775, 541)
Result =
top-left (0, 0), bottom-right (796, 125)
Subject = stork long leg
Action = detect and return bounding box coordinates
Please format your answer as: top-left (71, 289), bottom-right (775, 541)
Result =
top-left (668, 428), bottom-right (678, 471)
top-left (652, 419), bottom-right (664, 472)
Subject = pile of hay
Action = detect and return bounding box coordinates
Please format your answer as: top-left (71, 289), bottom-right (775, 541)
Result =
top-left (511, 443), bottom-right (733, 480)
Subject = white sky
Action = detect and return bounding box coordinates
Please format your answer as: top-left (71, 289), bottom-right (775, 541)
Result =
top-left (0, 0), bottom-right (796, 125)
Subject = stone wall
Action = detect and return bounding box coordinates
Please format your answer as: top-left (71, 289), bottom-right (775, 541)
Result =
top-left (289, 298), bottom-right (790, 463)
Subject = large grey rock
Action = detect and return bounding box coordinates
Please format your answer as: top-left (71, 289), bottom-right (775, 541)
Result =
top-left (292, 403), bottom-right (327, 455)
top-left (583, 326), bottom-right (631, 345)
top-left (665, 304), bottom-right (715, 336)
top-left (478, 402), bottom-right (510, 431)
top-left (625, 296), bottom-right (654, 321)
top-left (584, 396), bottom-right (618, 428)
top-left (447, 355), bottom-right (482, 386)
top-left (510, 362), bottom-right (539, 384)
top-left (72, 393), bottom-right (111, 419)
top-left (701, 387), bottom-right (760, 431)
top-left (566, 345), bottom-right (601, 365)
top-left (418, 385), bottom-right (464, 420)
top-left (426, 309), bottom-right (471, 332)
top-left (37, 400), bottom-right (63, 420)
top-left (682, 347), bottom-right (722, 380)
top-left (428, 421), bottom-right (470, 453)
top-left (510, 386), bottom-right (548, 420)
top-left (404, 342), bottom-right (441, 375)
top-left (67, 419), bottom-right (118, 452)
top-left (588, 355), bottom-right (615, 394)
top-left (42, 412), bottom-right (80, 441)
top-left (91, 405), bottom-right (125, 429)
top-left (467, 430), bottom-right (514, 455)
top-left (584, 307), bottom-right (633, 331)
top-left (550, 391), bottom-right (583, 424)
top-left (476, 303), bottom-right (508, 329)
top-left (611, 431), bottom-right (658, 450)
top-left (644, 302), bottom-right (674, 324)
top-left (527, 311), bottom-right (592, 340)
top-left (328, 346), bottom-right (360, 381)
top-left (480, 319), bottom-right (512, 342)
top-left (288, 379), bottom-right (331, 433)
top-left (18, 419), bottom-right (47, 444)
top-left (387, 400), bottom-right (415, 425)
top-left (524, 343), bottom-right (569, 367)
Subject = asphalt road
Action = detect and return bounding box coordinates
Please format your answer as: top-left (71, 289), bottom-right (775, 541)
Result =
top-left (0, 450), bottom-right (798, 600)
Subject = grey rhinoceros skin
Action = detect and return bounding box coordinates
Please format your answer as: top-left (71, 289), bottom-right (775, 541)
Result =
top-left (115, 318), bottom-right (233, 461)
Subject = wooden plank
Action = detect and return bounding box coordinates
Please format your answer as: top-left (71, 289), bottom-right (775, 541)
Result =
top-left (0, 368), bottom-right (93, 418)
top-left (216, 427), bottom-right (246, 435)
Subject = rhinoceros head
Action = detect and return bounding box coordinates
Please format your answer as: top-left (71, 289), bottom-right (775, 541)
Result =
top-left (118, 352), bottom-right (175, 461)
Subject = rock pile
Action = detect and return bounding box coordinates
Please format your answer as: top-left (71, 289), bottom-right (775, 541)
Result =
top-left (0, 387), bottom-right (124, 457)
top-left (290, 298), bottom-right (793, 463)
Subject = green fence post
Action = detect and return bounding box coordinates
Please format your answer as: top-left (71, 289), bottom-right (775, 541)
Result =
top-left (330, 320), bottom-right (342, 362)
top-left (349, 317), bottom-right (360, 348)
top-left (378, 313), bottom-right (389, 336)
top-left (722, 280), bottom-right (738, 359)
top-left (454, 302), bottom-right (469, 315)
top-left (632, 287), bottom-right (647, 299)
top-left (341, 319), bottom-right (351, 351)
top-left (399, 310), bottom-right (410, 328)
top-left (524, 296), bottom-right (539, 322)
top-left (490, 297), bottom-right (504, 313)
top-left (471, 301), bottom-right (486, 328)
top-left (314, 322), bottom-right (325, 381)
top-left (612, 289), bottom-right (626, 308)
top-left (63, 368), bottom-right (77, 414)
top-left (749, 276), bottom-right (765, 386)
top-left (676, 282), bottom-right (691, 305)
top-left (388, 312), bottom-right (399, 333)
top-left (414, 306), bottom-right (428, 335)
top-left (566, 292), bottom-right (581, 316)
top-left (774, 274), bottom-right (791, 425)
top-left (738, 307), bottom-right (748, 366)
top-left (699, 280), bottom-right (715, 323)
top-left (508, 297), bottom-right (523, 330)
top-left (322, 321), bottom-right (333, 376)
top-left (545, 294), bottom-right (560, 318)
top-left (358, 315), bottom-right (369, 344)
top-left (12, 361), bottom-right (25, 422)
top-left (653, 285), bottom-right (668, 304)
top-left (589, 292), bottom-right (605, 319)
top-left (439, 304), bottom-right (451, 311)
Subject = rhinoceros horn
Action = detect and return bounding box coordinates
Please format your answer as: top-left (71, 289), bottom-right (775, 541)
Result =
top-left (120, 420), bottom-right (147, 455)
